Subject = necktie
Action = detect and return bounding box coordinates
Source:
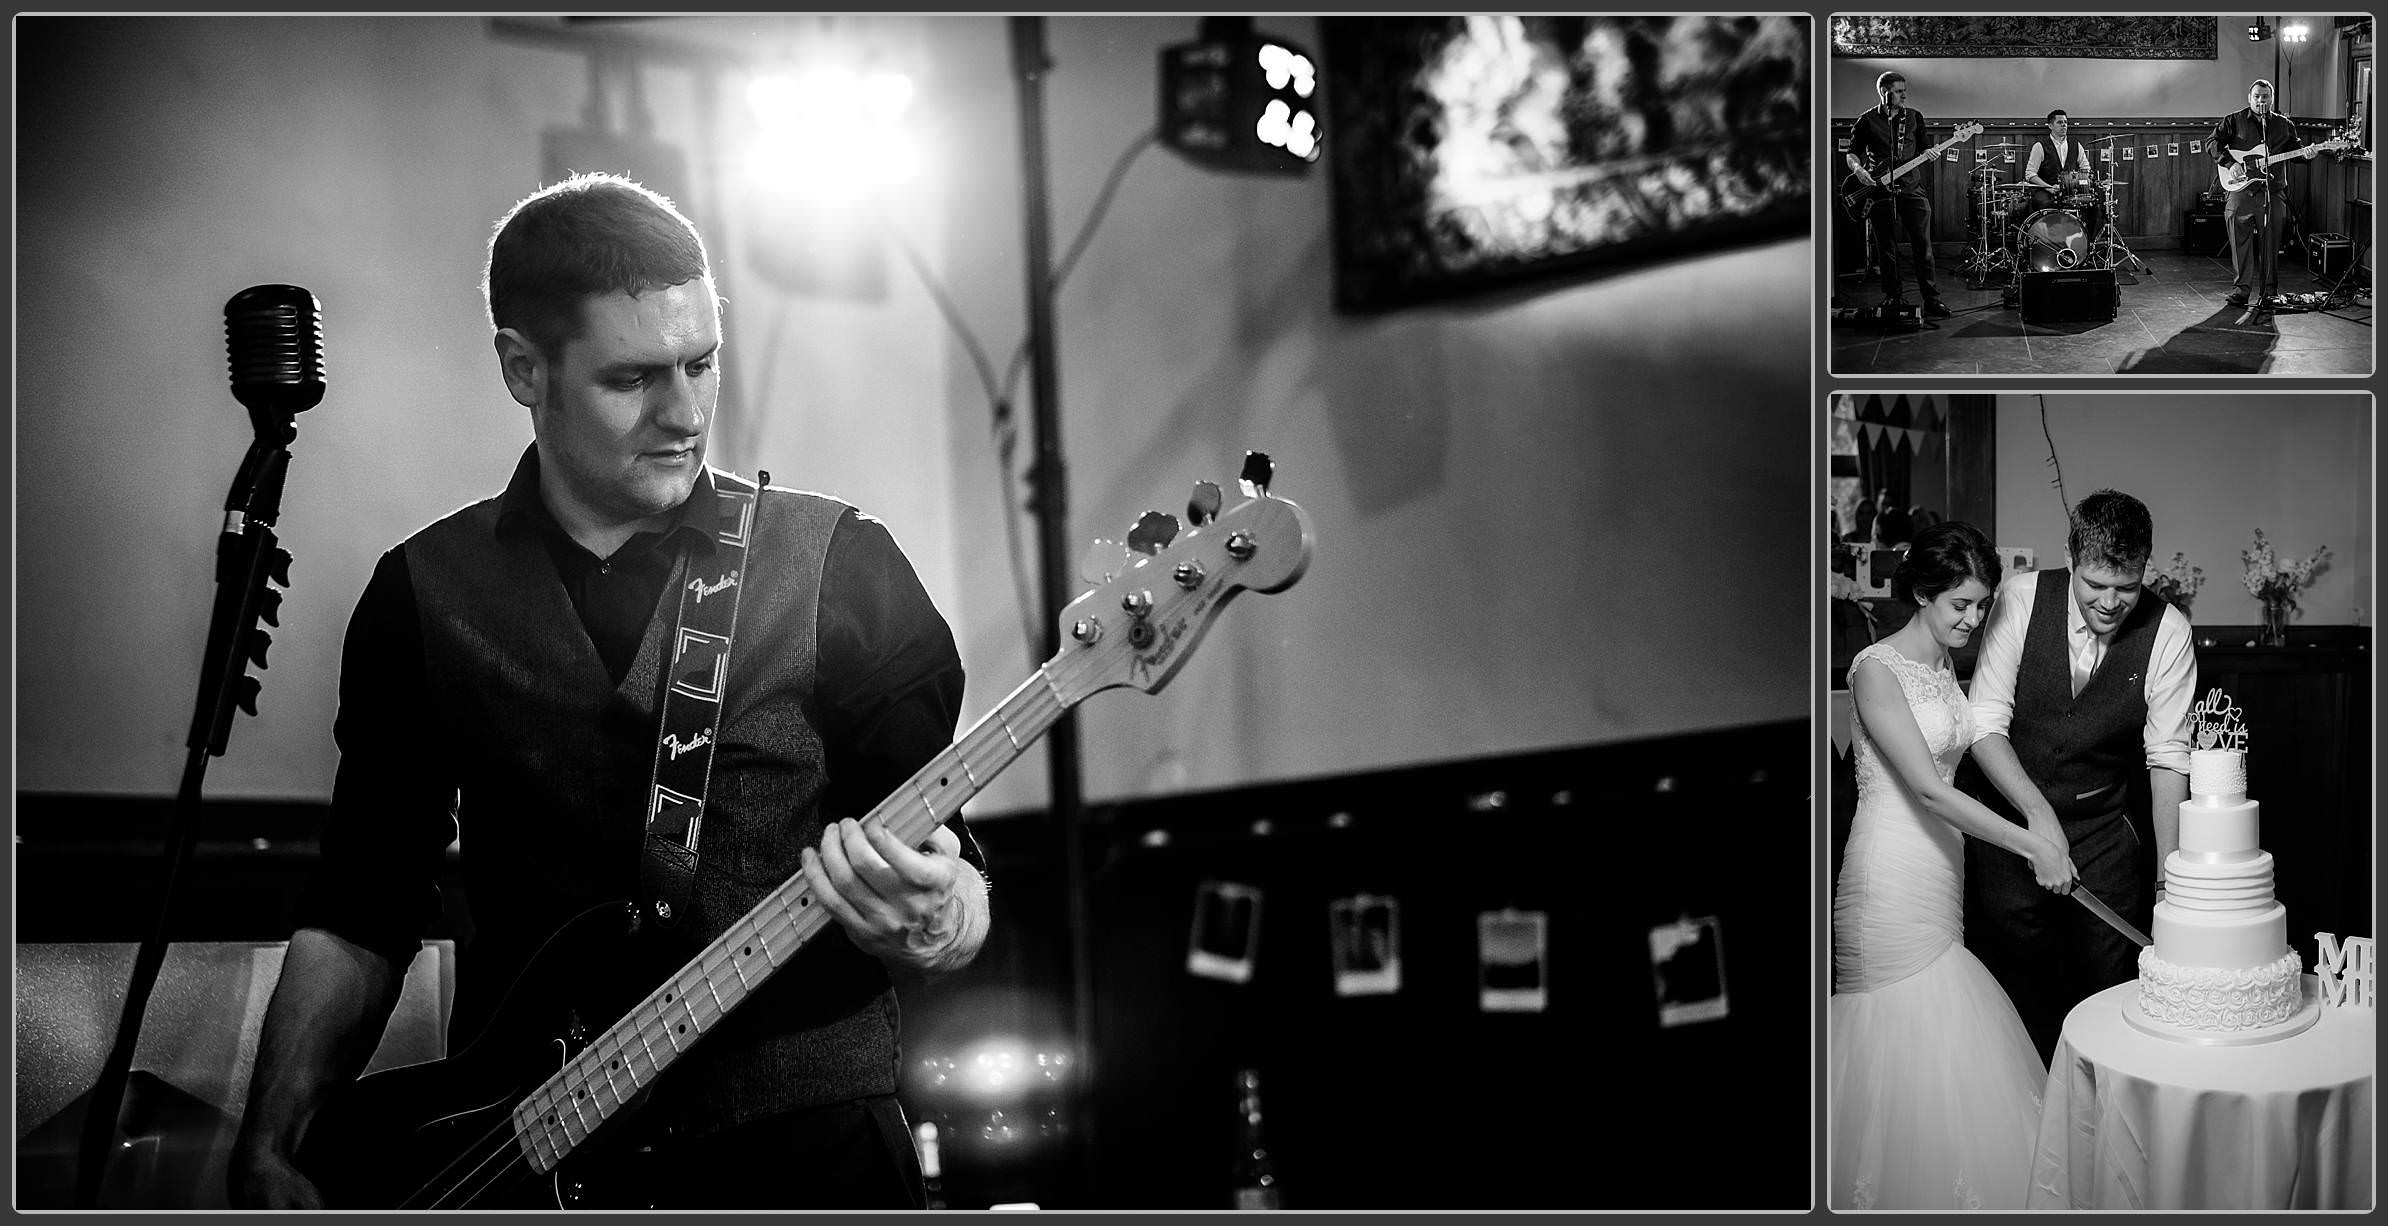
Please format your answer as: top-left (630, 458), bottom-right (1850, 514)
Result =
top-left (2070, 630), bottom-right (2101, 698)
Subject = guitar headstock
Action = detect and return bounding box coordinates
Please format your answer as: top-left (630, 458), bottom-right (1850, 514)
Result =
top-left (1046, 453), bottom-right (1314, 704)
top-left (1956, 121), bottom-right (1985, 141)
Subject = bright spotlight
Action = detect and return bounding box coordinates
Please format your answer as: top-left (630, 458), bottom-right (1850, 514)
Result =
top-left (745, 63), bottom-right (921, 199)
top-left (1160, 16), bottom-right (1323, 175)
top-left (2283, 22), bottom-right (2311, 42)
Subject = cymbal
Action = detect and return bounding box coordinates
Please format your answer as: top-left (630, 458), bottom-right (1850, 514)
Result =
top-left (1979, 141), bottom-right (2027, 148)
top-left (2089, 134), bottom-right (2135, 143)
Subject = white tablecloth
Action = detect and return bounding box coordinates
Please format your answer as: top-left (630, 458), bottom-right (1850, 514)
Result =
top-left (2028, 978), bottom-right (2375, 1209)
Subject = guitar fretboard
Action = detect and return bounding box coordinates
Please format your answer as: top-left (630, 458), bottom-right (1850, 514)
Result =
top-left (504, 660), bottom-right (1083, 1173)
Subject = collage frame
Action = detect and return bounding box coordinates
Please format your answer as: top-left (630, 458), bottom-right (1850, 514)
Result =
top-left (1814, 9), bottom-right (2377, 1214)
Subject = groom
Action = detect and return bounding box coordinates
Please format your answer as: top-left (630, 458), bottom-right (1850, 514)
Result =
top-left (1958, 490), bottom-right (2200, 1063)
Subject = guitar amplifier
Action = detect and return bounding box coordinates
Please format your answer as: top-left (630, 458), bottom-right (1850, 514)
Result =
top-left (2018, 268), bottom-right (2118, 324)
top-left (2183, 209), bottom-right (2226, 253)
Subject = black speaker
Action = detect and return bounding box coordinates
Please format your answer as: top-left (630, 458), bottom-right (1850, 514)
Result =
top-left (2183, 210), bottom-right (2226, 254)
top-left (2018, 268), bottom-right (2118, 324)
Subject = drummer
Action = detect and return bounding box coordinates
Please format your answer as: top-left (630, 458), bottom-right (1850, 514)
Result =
top-left (2008, 108), bottom-right (2106, 243)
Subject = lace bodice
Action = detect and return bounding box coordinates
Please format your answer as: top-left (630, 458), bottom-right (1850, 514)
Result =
top-left (1849, 641), bottom-right (1971, 794)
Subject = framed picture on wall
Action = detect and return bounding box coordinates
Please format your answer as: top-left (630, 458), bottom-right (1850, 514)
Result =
top-left (1323, 15), bottom-right (1810, 314)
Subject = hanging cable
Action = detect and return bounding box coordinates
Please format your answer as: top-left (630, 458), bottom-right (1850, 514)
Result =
top-left (2038, 394), bottom-right (2071, 524)
top-left (882, 124), bottom-right (1163, 670)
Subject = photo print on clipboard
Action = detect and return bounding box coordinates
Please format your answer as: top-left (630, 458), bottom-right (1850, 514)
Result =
top-left (1187, 879), bottom-right (1264, 984)
top-left (1649, 914), bottom-right (1729, 1027)
top-left (1477, 908), bottom-right (1548, 1013)
top-left (1328, 894), bottom-right (1401, 996)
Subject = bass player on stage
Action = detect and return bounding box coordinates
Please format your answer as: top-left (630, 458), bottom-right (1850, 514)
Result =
top-left (228, 172), bottom-right (992, 1210)
top-left (2208, 79), bottom-right (2304, 309)
top-left (1845, 70), bottom-right (1952, 319)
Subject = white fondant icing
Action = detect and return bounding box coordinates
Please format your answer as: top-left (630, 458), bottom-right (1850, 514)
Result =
top-left (2176, 797), bottom-right (2259, 856)
top-left (2188, 748), bottom-right (2246, 803)
top-left (2136, 747), bottom-right (2304, 1039)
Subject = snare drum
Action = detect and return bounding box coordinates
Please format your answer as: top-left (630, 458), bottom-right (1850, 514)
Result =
top-left (2019, 209), bottom-right (2090, 272)
top-left (2057, 169), bottom-right (2099, 211)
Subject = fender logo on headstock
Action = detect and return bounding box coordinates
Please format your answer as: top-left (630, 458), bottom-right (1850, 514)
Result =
top-left (1129, 615), bottom-right (1192, 686)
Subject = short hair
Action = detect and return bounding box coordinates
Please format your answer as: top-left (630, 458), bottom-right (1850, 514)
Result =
top-left (1893, 520), bottom-right (2001, 606)
top-left (2250, 78), bottom-right (2275, 93)
top-left (2046, 108), bottom-right (2068, 124)
top-left (1876, 71), bottom-right (1905, 96)
top-left (483, 172), bottom-right (712, 359)
top-left (2068, 489), bottom-right (2154, 572)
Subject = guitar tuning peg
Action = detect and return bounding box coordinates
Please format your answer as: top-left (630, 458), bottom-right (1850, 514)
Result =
top-left (1079, 537), bottom-right (1128, 586)
top-left (1239, 451), bottom-right (1274, 498)
top-left (1126, 510), bottom-right (1178, 555)
top-left (1187, 481), bottom-right (1222, 526)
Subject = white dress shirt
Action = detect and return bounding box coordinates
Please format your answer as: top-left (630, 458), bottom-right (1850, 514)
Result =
top-left (1968, 568), bottom-right (2197, 774)
top-left (2025, 139), bottom-right (2086, 187)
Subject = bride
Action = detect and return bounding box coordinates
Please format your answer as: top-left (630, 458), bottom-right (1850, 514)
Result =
top-left (1829, 521), bottom-right (2075, 1209)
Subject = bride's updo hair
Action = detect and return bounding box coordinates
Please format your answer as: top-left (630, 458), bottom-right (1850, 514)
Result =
top-left (1892, 520), bottom-right (2002, 606)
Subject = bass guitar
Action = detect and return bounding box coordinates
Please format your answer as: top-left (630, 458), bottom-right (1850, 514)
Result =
top-left (1838, 121), bottom-right (1985, 222)
top-left (292, 456), bottom-right (1317, 1208)
top-left (2216, 136), bottom-right (2355, 191)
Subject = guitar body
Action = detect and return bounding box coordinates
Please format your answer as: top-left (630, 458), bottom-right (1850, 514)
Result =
top-left (296, 903), bottom-right (660, 1209)
top-left (2218, 143), bottom-right (2273, 192)
top-left (1837, 169), bottom-right (1890, 223)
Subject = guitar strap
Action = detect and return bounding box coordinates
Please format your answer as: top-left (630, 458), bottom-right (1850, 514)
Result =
top-left (639, 476), bottom-right (759, 930)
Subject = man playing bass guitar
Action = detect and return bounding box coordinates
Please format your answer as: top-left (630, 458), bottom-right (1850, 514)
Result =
top-left (228, 173), bottom-right (992, 1210)
top-left (1844, 71), bottom-right (1952, 319)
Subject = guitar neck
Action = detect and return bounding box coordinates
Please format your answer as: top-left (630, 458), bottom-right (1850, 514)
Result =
top-left (1884, 132), bottom-right (1969, 185)
top-left (505, 664), bottom-right (1075, 1172)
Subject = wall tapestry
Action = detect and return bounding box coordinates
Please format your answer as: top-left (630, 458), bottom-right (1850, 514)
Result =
top-left (1325, 15), bottom-right (1809, 314)
top-left (1829, 15), bottom-right (2218, 60)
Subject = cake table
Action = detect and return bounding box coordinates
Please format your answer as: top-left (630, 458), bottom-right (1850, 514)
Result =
top-left (2026, 977), bottom-right (2374, 1209)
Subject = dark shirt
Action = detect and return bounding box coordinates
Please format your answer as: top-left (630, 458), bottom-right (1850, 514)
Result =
top-left (299, 449), bottom-right (980, 968)
top-left (2208, 107), bottom-right (2303, 171)
top-left (1848, 105), bottom-right (1931, 194)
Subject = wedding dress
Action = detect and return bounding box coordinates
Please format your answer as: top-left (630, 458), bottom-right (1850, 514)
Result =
top-left (1829, 642), bottom-right (2045, 1209)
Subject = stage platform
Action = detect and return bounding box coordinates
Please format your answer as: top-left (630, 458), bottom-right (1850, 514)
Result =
top-left (1829, 247), bottom-right (2372, 375)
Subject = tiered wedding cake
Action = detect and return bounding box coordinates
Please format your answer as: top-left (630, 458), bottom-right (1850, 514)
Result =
top-left (2129, 693), bottom-right (2319, 1043)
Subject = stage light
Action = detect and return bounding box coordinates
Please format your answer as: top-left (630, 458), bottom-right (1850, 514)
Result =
top-left (1160, 16), bottom-right (1324, 175)
top-left (744, 64), bottom-right (920, 200)
top-left (2283, 22), bottom-right (2310, 42)
top-left (2246, 20), bottom-right (2272, 42)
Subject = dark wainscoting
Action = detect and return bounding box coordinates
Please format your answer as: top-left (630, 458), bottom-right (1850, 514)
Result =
top-left (19, 719), bottom-right (1810, 1210)
top-left (1830, 116), bottom-right (2359, 251)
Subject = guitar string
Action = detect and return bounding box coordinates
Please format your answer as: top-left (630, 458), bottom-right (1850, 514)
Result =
top-left (503, 670), bottom-right (1078, 1175)
top-left (392, 525), bottom-right (1261, 1203)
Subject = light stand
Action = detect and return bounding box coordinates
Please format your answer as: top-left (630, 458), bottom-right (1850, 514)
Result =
top-left (1007, 15), bottom-right (1098, 1204)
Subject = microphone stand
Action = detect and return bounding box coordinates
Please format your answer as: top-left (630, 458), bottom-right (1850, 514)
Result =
top-left (74, 415), bottom-right (300, 1208)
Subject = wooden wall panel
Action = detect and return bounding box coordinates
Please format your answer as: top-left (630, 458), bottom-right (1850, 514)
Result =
top-left (1834, 116), bottom-right (2365, 248)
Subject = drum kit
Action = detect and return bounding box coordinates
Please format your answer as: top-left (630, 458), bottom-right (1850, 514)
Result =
top-left (1958, 135), bottom-right (2150, 291)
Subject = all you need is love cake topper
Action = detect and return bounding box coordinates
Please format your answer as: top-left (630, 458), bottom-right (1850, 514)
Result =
top-left (2190, 686), bottom-right (2249, 751)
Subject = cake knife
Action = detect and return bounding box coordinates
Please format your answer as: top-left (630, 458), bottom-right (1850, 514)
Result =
top-left (2070, 883), bottom-right (2152, 947)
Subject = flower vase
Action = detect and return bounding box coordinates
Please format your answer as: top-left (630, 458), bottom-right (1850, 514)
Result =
top-left (2259, 597), bottom-right (2292, 647)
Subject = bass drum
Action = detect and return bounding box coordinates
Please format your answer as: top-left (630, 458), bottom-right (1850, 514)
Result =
top-left (2018, 209), bottom-right (2089, 272)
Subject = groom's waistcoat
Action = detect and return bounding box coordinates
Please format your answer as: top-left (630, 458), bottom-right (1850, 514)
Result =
top-left (2007, 566), bottom-right (2163, 822)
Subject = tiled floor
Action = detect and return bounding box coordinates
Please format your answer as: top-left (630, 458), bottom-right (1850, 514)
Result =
top-left (1829, 249), bottom-right (2373, 375)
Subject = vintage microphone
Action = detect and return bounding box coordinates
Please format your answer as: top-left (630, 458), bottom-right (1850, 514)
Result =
top-left (75, 286), bottom-right (324, 1207)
